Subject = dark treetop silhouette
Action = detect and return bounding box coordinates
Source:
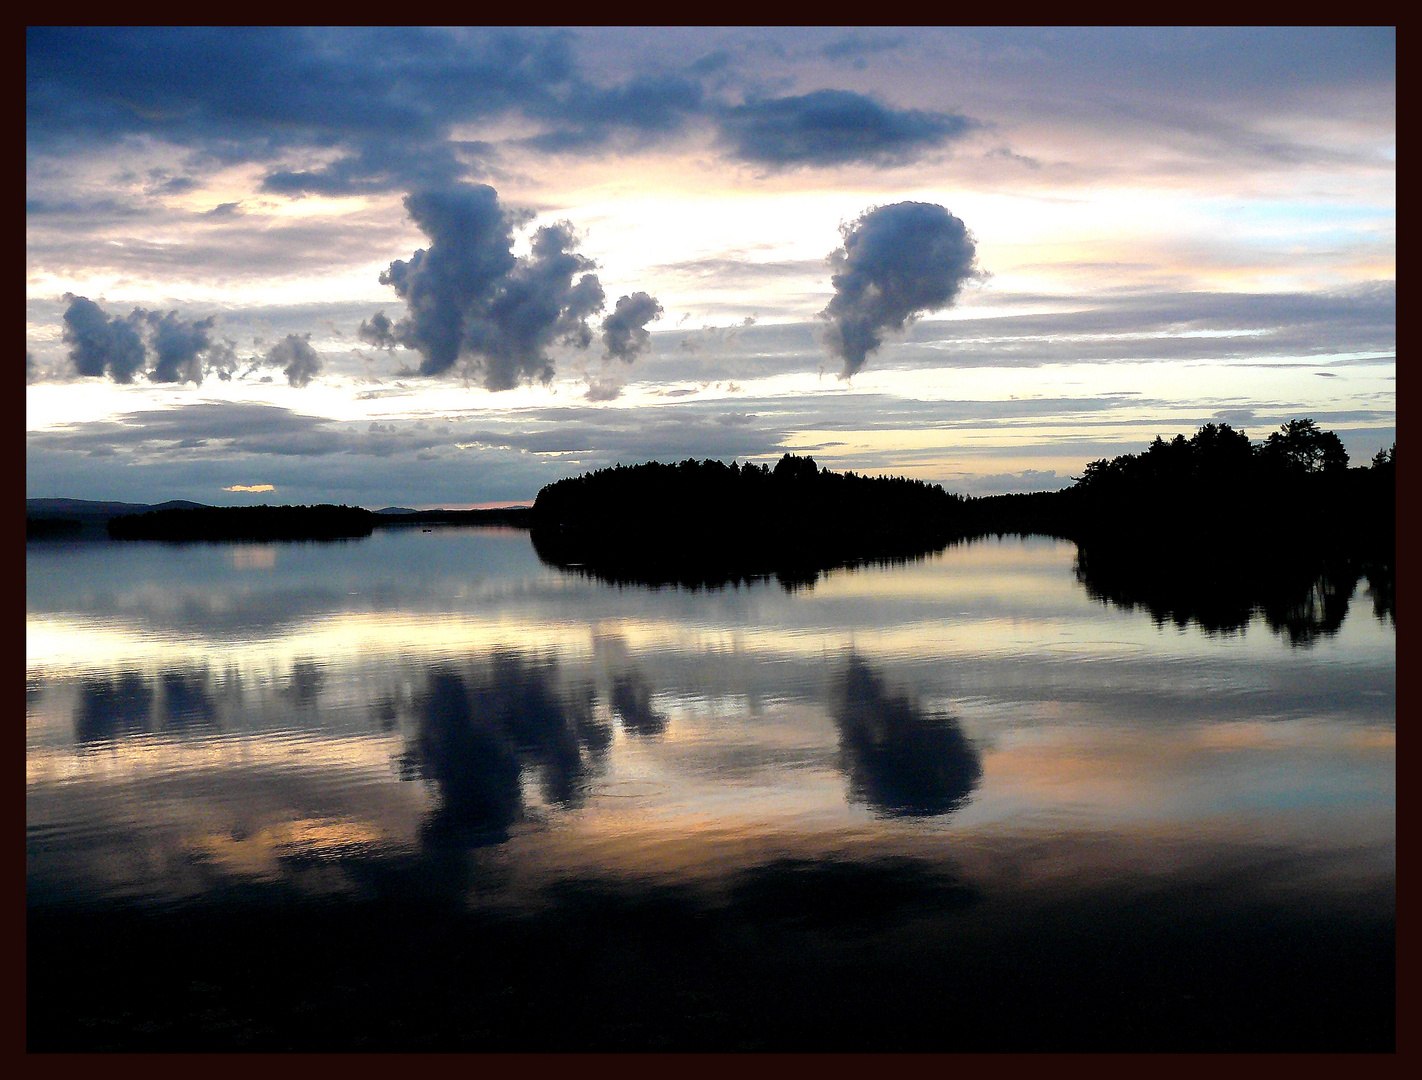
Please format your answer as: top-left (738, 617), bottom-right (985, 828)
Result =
top-left (530, 453), bottom-right (969, 589)
top-left (527, 420), bottom-right (1395, 639)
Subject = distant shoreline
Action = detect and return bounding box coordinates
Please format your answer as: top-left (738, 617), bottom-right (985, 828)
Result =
top-left (26, 501), bottom-right (533, 542)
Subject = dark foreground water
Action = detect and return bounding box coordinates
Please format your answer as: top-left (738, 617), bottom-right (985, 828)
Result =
top-left (26, 529), bottom-right (1395, 1051)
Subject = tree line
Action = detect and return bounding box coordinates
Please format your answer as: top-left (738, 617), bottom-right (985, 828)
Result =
top-left (528, 418), bottom-right (1394, 597)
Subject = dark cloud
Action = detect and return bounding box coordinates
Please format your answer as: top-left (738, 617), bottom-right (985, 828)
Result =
top-left (26, 28), bottom-right (707, 196)
top-left (821, 202), bottom-right (980, 377)
top-left (601, 292), bottom-right (663, 363)
top-left (358, 311), bottom-right (399, 349)
top-left (520, 73), bottom-right (704, 154)
top-left (144, 309), bottom-right (222, 383)
top-left (26, 197), bottom-right (144, 218)
top-left (376, 183), bottom-right (661, 390)
top-left (61, 295), bottom-right (148, 382)
top-left (27, 27), bottom-right (556, 194)
top-left (259, 136), bottom-right (472, 198)
top-left (59, 295), bottom-right (248, 386)
top-left (259, 333), bottom-right (323, 388)
top-left (718, 90), bottom-right (975, 168)
top-left (25, 26), bottom-right (1392, 212)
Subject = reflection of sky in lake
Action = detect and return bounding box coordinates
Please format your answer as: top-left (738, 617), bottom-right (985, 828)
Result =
top-left (27, 530), bottom-right (1394, 912)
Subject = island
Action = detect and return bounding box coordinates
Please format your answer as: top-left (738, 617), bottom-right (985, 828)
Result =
top-left (530, 420), bottom-right (1394, 597)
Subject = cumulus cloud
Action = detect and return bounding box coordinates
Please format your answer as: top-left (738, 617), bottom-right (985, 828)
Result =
top-left (601, 292), bottom-right (663, 363)
top-left (259, 333), bottom-right (323, 388)
top-left (718, 90), bottom-right (975, 168)
top-left (60, 294), bottom-right (238, 385)
top-left (358, 310), bottom-right (399, 349)
top-left (374, 183), bottom-right (658, 391)
top-left (57, 295), bottom-right (304, 386)
top-left (584, 377), bottom-right (625, 402)
top-left (820, 202), bottom-right (980, 377)
top-left (144, 309), bottom-right (223, 383)
top-left (61, 295), bottom-right (148, 382)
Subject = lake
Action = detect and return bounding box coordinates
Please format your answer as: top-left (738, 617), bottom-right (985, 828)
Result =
top-left (26, 528), bottom-right (1395, 1051)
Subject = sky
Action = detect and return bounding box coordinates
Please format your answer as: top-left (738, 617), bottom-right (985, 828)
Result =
top-left (26, 27), bottom-right (1395, 508)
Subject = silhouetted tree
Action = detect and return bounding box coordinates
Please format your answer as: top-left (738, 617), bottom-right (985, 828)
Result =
top-left (1258, 418), bottom-right (1349, 475)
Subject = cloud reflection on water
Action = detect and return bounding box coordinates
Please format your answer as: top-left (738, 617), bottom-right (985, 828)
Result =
top-left (831, 653), bottom-right (981, 817)
top-left (407, 653), bottom-right (610, 847)
top-left (26, 531), bottom-right (1393, 923)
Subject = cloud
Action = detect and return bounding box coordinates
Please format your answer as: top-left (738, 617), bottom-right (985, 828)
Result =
top-left (27, 26), bottom-right (1393, 211)
top-left (59, 295), bottom-right (240, 385)
top-left (820, 202), bottom-right (980, 377)
top-left (358, 310), bottom-right (399, 349)
top-left (718, 89), bottom-right (975, 168)
top-left (61, 295), bottom-right (148, 382)
top-left (959, 469), bottom-right (1071, 496)
top-left (143, 309), bottom-right (224, 383)
top-left (519, 72), bottom-right (704, 154)
top-left (26, 28), bottom-right (705, 197)
top-left (223, 483), bottom-right (275, 493)
top-left (259, 135), bottom-right (472, 198)
top-left (601, 292), bottom-right (663, 363)
top-left (375, 183), bottom-right (661, 391)
top-left (57, 295), bottom-right (294, 386)
top-left (820, 32), bottom-right (907, 65)
top-left (583, 378), bottom-right (625, 402)
top-left (259, 333), bottom-right (323, 388)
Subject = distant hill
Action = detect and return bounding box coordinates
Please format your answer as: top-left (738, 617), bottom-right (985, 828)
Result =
top-left (27, 497), bottom-right (209, 518)
top-left (27, 498), bottom-right (212, 540)
top-left (374, 506), bottom-right (418, 515)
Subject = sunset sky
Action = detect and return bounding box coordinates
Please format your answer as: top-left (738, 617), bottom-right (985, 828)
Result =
top-left (26, 27), bottom-right (1395, 508)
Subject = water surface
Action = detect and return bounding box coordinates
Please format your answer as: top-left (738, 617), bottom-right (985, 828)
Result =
top-left (26, 529), bottom-right (1394, 1050)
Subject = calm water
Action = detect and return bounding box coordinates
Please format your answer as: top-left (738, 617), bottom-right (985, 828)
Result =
top-left (26, 529), bottom-right (1395, 1050)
